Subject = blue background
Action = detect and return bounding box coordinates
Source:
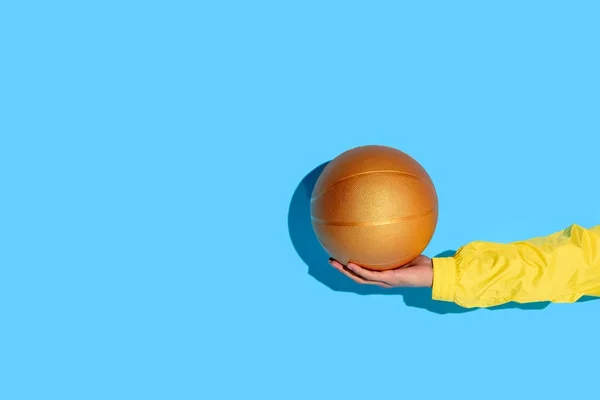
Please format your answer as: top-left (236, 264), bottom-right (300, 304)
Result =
top-left (2, 1), bottom-right (600, 399)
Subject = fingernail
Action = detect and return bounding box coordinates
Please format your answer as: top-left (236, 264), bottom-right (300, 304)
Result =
top-left (347, 263), bottom-right (355, 270)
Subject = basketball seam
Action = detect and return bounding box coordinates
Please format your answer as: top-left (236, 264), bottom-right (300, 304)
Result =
top-left (310, 169), bottom-right (432, 202)
top-left (357, 252), bottom-right (422, 267)
top-left (311, 209), bottom-right (436, 227)
top-left (317, 236), bottom-right (422, 268)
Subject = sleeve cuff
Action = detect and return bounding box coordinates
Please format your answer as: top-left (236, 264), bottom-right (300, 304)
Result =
top-left (431, 257), bottom-right (457, 302)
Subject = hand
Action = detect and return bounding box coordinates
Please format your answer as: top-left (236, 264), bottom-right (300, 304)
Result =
top-left (329, 255), bottom-right (433, 288)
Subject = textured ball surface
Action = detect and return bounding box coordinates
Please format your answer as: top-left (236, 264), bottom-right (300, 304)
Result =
top-left (310, 145), bottom-right (438, 271)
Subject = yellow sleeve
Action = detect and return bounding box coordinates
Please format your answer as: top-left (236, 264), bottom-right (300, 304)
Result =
top-left (431, 224), bottom-right (600, 308)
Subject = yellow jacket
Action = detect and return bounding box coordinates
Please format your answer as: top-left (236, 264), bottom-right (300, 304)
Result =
top-left (431, 224), bottom-right (600, 308)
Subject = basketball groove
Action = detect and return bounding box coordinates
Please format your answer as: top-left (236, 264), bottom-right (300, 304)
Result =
top-left (355, 253), bottom-right (421, 267)
top-left (311, 208), bottom-right (436, 227)
top-left (310, 169), bottom-right (432, 202)
top-left (316, 232), bottom-right (419, 269)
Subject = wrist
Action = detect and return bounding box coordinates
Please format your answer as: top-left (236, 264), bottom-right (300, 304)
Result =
top-left (425, 257), bottom-right (434, 287)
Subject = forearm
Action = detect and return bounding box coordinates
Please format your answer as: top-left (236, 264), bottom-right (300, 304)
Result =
top-left (431, 224), bottom-right (600, 308)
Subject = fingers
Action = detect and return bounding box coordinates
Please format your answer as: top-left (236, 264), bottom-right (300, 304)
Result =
top-left (346, 262), bottom-right (392, 283)
top-left (329, 259), bottom-right (372, 285)
top-left (329, 259), bottom-right (392, 288)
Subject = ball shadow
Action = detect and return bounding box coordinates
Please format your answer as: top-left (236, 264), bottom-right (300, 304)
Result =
top-left (286, 162), bottom-right (590, 314)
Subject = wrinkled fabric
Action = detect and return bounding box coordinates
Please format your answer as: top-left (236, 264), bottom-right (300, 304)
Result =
top-left (431, 224), bottom-right (600, 308)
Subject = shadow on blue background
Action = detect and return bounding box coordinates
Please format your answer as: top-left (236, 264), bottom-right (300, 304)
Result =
top-left (286, 162), bottom-right (578, 314)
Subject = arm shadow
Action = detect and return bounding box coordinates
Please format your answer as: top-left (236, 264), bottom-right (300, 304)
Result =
top-left (287, 162), bottom-right (597, 314)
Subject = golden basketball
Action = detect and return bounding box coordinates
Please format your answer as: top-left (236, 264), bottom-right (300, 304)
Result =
top-left (310, 145), bottom-right (438, 271)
